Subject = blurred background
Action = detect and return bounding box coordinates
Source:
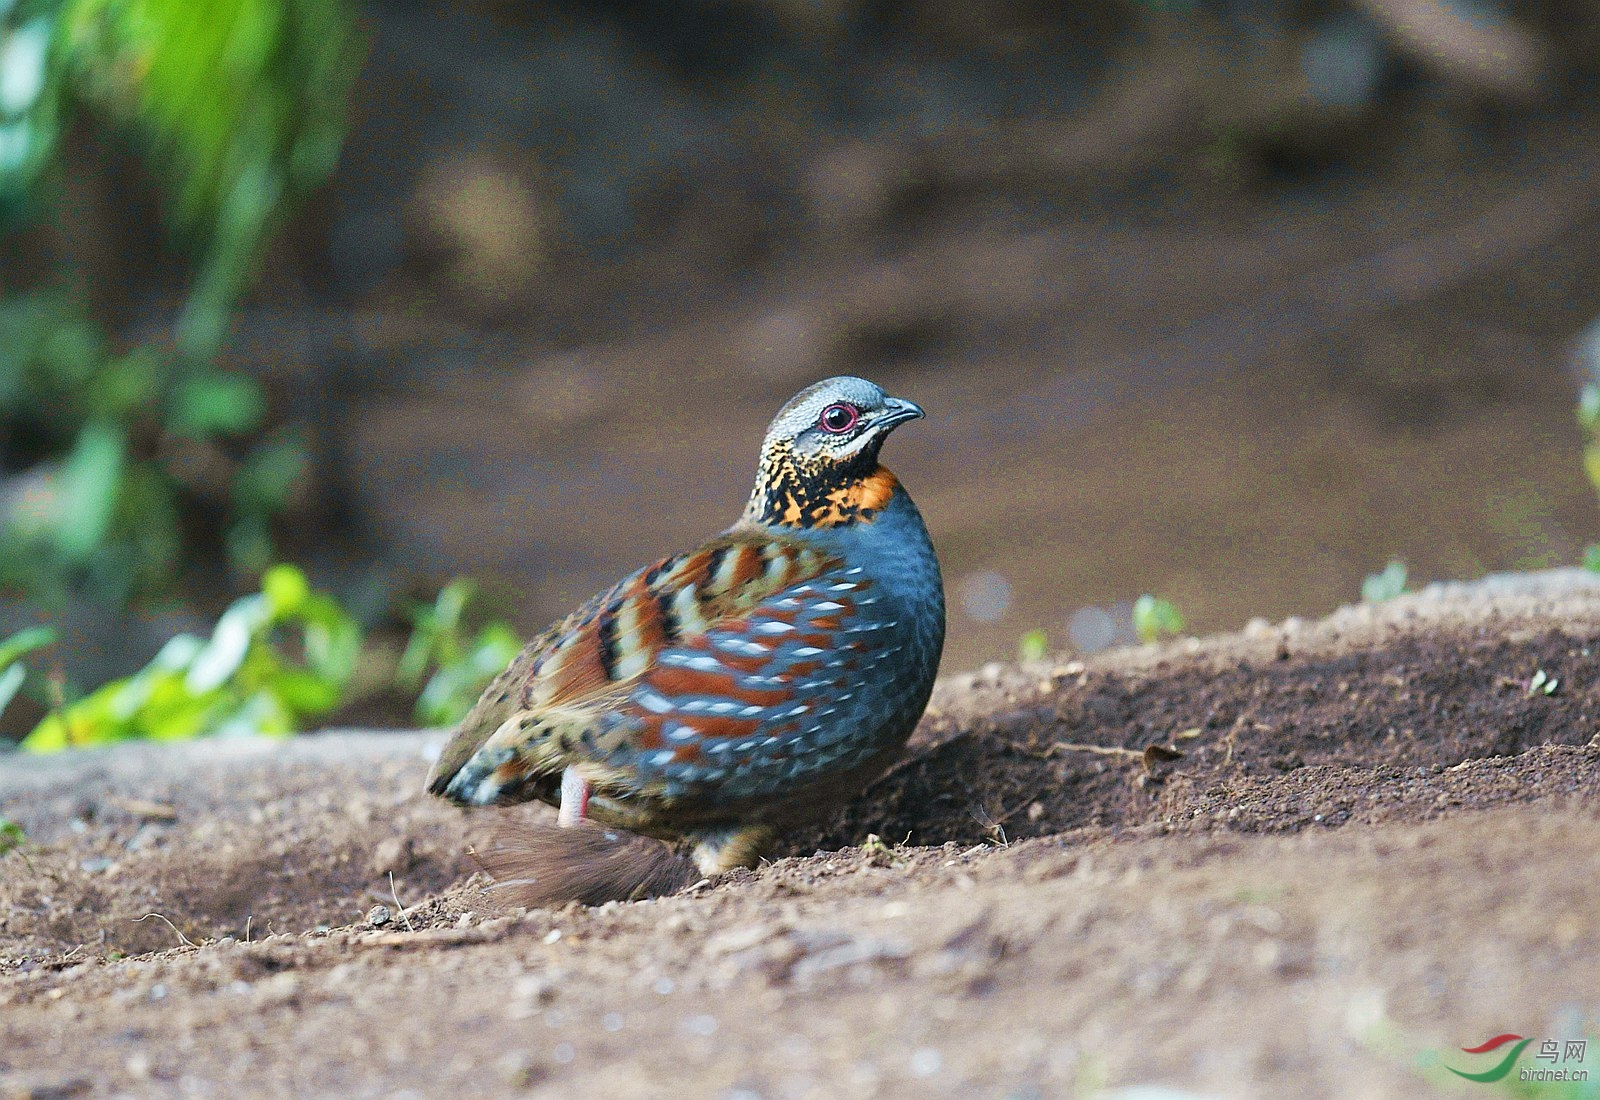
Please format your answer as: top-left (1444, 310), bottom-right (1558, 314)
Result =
top-left (6, 0), bottom-right (1600, 749)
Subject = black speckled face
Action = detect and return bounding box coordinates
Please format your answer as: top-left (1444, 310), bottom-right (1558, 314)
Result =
top-left (742, 376), bottom-right (924, 529)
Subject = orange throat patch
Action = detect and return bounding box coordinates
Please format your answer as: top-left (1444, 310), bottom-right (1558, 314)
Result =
top-left (776, 465), bottom-right (899, 528)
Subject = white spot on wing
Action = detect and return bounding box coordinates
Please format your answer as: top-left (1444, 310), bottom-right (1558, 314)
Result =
top-left (637, 688), bottom-right (674, 714)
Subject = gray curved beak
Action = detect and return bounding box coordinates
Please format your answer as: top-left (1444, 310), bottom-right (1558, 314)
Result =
top-left (878, 396), bottom-right (925, 428)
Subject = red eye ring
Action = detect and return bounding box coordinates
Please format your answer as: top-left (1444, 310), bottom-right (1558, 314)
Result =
top-left (818, 402), bottom-right (859, 434)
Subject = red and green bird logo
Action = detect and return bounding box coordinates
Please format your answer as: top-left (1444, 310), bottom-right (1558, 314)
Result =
top-left (1448, 1035), bottom-right (1533, 1082)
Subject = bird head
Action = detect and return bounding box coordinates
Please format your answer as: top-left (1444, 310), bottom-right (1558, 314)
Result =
top-left (742, 376), bottom-right (925, 529)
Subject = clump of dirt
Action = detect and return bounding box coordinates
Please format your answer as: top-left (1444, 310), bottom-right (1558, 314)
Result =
top-left (3, 578), bottom-right (1600, 1098)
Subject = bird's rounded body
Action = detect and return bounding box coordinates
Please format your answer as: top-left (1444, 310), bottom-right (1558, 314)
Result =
top-left (426, 376), bottom-right (944, 894)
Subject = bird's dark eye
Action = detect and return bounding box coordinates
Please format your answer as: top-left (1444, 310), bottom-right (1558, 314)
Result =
top-left (818, 402), bottom-right (859, 434)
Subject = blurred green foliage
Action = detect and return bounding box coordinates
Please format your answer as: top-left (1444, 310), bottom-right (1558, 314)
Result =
top-left (1361, 559), bottom-right (1410, 603)
top-left (22, 563), bottom-right (359, 749)
top-left (1016, 628), bottom-right (1049, 663)
top-left (50, 0), bottom-right (358, 353)
top-left (0, 0), bottom-right (356, 606)
top-left (0, 291), bottom-right (311, 601)
top-left (1132, 594), bottom-right (1185, 644)
top-left (0, 815), bottom-right (24, 855)
top-left (0, 624), bottom-right (55, 723)
top-left (2, 0), bottom-right (357, 346)
top-left (0, 0), bottom-right (509, 755)
top-left (1580, 384), bottom-right (1600, 572)
top-left (11, 568), bottom-right (523, 752)
top-left (398, 578), bottom-right (523, 728)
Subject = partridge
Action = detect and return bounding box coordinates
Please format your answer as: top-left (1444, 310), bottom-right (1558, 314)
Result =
top-left (426, 376), bottom-right (944, 902)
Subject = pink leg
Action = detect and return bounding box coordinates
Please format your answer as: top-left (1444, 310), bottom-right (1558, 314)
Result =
top-left (557, 766), bottom-right (590, 827)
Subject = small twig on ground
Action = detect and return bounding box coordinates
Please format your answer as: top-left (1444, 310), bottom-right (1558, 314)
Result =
top-left (1051, 742), bottom-right (1144, 760)
top-left (389, 871), bottom-right (415, 933)
top-left (133, 913), bottom-right (195, 949)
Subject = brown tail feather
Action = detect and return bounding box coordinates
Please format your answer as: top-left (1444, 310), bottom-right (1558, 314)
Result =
top-left (473, 819), bottom-right (700, 907)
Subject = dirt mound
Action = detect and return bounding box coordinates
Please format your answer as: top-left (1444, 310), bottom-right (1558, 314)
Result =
top-left (3, 575), bottom-right (1600, 1097)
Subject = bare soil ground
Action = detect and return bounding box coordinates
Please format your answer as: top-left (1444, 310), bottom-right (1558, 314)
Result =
top-left (5, 572), bottom-right (1600, 1098)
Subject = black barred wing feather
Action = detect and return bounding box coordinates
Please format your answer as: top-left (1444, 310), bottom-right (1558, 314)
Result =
top-left (425, 533), bottom-right (843, 806)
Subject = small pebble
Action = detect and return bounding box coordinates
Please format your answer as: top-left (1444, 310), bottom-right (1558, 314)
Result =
top-left (366, 905), bottom-right (392, 927)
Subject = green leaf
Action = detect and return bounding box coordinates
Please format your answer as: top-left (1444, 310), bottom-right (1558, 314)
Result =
top-left (1017, 629), bottom-right (1048, 663)
top-left (0, 625), bottom-right (56, 668)
top-left (400, 578), bottom-right (522, 726)
top-left (0, 663), bottom-right (26, 720)
top-left (0, 817), bottom-right (25, 856)
top-left (1584, 544), bottom-right (1600, 574)
top-left (301, 611), bottom-right (361, 686)
top-left (22, 565), bottom-right (364, 751)
top-left (1133, 595), bottom-right (1185, 644)
top-left (0, 622), bottom-right (55, 723)
top-left (167, 372), bottom-right (265, 436)
top-left (1585, 448), bottom-right (1600, 499)
top-left (52, 421), bottom-right (124, 564)
top-left (89, 347), bottom-right (160, 418)
top-left (1361, 560), bottom-right (1409, 603)
top-left (185, 597), bottom-right (265, 692)
top-left (264, 668), bottom-right (341, 714)
top-left (20, 712), bottom-right (68, 752)
top-left (234, 431), bottom-right (307, 513)
top-left (262, 563), bottom-right (310, 615)
top-left (1582, 383), bottom-right (1600, 431)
